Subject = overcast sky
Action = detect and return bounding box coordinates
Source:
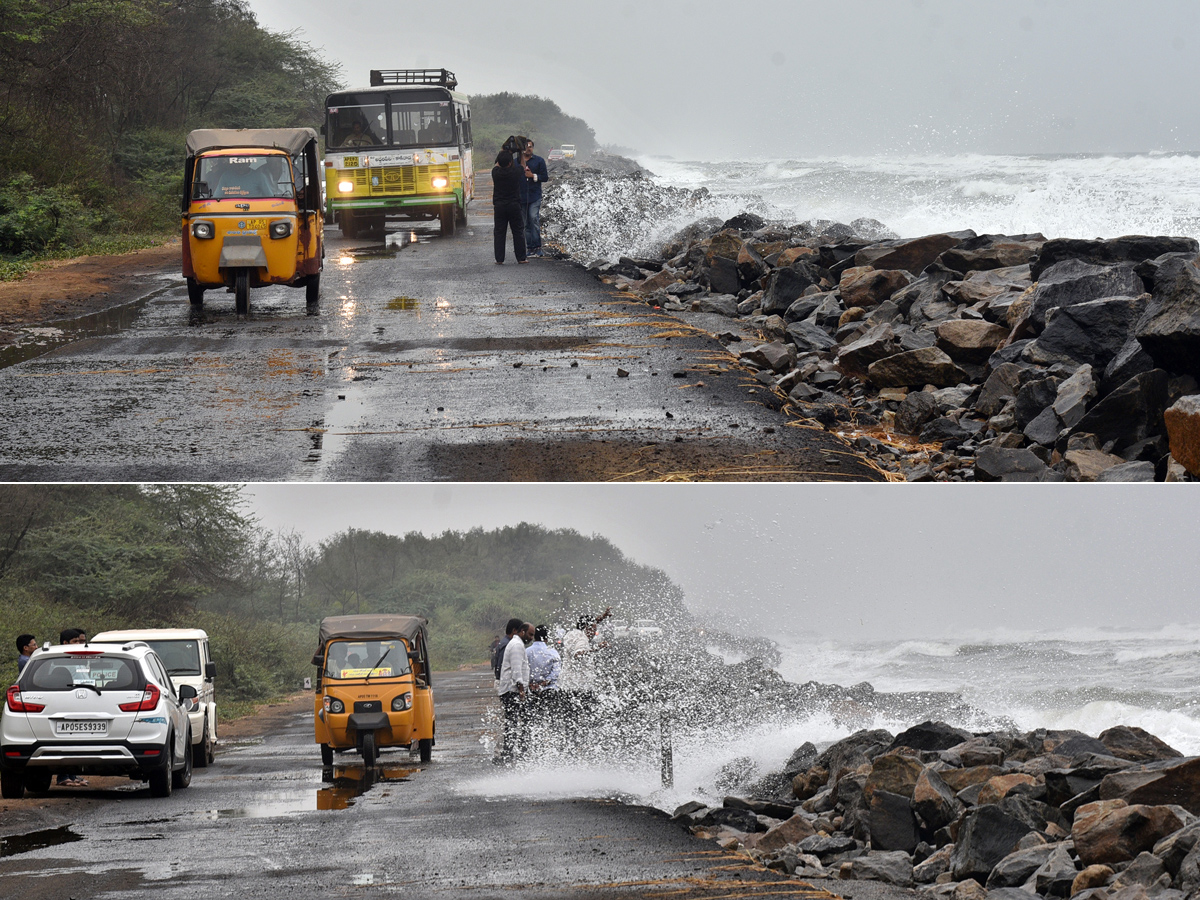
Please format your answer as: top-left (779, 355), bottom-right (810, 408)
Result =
top-left (248, 0), bottom-right (1200, 158)
top-left (245, 485), bottom-right (1197, 643)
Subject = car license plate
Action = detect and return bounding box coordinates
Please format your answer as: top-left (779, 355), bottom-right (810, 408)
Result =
top-left (55, 720), bottom-right (107, 735)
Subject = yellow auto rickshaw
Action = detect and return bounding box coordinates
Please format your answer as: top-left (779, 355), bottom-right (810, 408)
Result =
top-left (182, 128), bottom-right (324, 314)
top-left (312, 615), bottom-right (435, 766)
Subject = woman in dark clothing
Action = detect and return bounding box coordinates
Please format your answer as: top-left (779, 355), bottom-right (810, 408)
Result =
top-left (492, 149), bottom-right (527, 264)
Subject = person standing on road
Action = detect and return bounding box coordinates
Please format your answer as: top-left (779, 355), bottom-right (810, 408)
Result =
top-left (526, 625), bottom-right (561, 692)
top-left (521, 140), bottom-right (549, 257)
top-left (491, 150), bottom-right (527, 265)
top-left (15, 634), bottom-right (36, 673)
top-left (496, 619), bottom-right (532, 763)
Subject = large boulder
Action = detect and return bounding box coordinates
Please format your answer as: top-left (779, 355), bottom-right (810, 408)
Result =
top-left (855, 232), bottom-right (975, 274)
top-left (867, 347), bottom-right (968, 388)
top-left (761, 263), bottom-right (823, 315)
top-left (1099, 757), bottom-right (1200, 814)
top-left (1052, 365), bottom-right (1099, 429)
top-left (941, 235), bottom-right (1043, 274)
top-left (951, 803), bottom-right (1038, 882)
top-left (840, 267), bottom-right (913, 309)
top-left (1164, 395), bottom-right (1200, 476)
top-left (891, 721), bottom-right (974, 752)
top-left (943, 264), bottom-right (1033, 305)
top-left (1072, 799), bottom-right (1188, 866)
top-left (894, 391), bottom-right (940, 435)
top-left (786, 320), bottom-right (839, 353)
top-left (755, 814), bottom-right (817, 853)
top-left (935, 320), bottom-right (1011, 364)
top-left (844, 850), bottom-right (915, 886)
top-left (1030, 235), bottom-right (1199, 281)
top-left (1028, 259), bottom-right (1144, 329)
top-left (1067, 369), bottom-right (1170, 453)
top-left (974, 446), bottom-right (1052, 482)
top-left (976, 363), bottom-right (1027, 417)
top-left (868, 789), bottom-right (920, 852)
top-left (837, 324), bottom-right (902, 379)
top-left (1033, 842), bottom-right (1080, 896)
top-left (1100, 727), bottom-right (1184, 764)
top-left (867, 754), bottom-right (925, 799)
top-left (913, 767), bottom-right (962, 832)
top-left (1028, 294), bottom-right (1151, 370)
top-left (1135, 256), bottom-right (1200, 378)
top-left (985, 843), bottom-right (1060, 889)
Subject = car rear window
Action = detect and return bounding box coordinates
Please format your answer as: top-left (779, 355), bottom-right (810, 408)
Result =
top-left (24, 657), bottom-right (143, 691)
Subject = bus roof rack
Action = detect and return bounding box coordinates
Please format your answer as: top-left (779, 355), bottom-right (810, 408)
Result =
top-left (370, 69), bottom-right (458, 89)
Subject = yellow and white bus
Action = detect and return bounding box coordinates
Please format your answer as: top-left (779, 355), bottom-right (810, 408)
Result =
top-left (323, 69), bottom-right (473, 238)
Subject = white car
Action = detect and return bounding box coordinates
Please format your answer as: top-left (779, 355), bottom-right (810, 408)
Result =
top-left (632, 619), bottom-right (664, 638)
top-left (1, 641), bottom-right (195, 798)
top-left (93, 628), bottom-right (217, 768)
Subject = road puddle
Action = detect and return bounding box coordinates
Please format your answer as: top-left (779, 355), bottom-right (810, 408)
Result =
top-left (0, 296), bottom-right (154, 370)
top-left (188, 763), bottom-right (417, 819)
top-left (1, 825), bottom-right (82, 857)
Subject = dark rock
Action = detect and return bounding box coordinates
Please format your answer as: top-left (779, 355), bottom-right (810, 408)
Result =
top-left (722, 212), bottom-right (766, 232)
top-left (940, 235), bottom-right (1044, 274)
top-left (1151, 820), bottom-right (1200, 876)
top-left (755, 814), bottom-right (817, 852)
top-left (1028, 260), bottom-right (1144, 330)
top-left (1073, 800), bottom-right (1187, 866)
top-left (808, 294), bottom-right (847, 329)
top-left (950, 803), bottom-right (1038, 882)
top-left (920, 416), bottom-right (971, 445)
top-left (798, 832), bottom-right (858, 858)
top-left (1068, 369), bottom-right (1170, 453)
top-left (845, 850), bottom-right (915, 886)
top-left (913, 767), bottom-right (963, 833)
top-left (736, 243), bottom-right (769, 287)
top-left (1099, 727), bottom-right (1184, 764)
top-left (699, 256), bottom-right (740, 295)
top-left (893, 271), bottom-right (958, 320)
top-left (914, 845), bottom-right (953, 883)
top-left (1052, 365), bottom-right (1099, 429)
top-left (1030, 235), bottom-right (1199, 282)
top-left (1103, 336), bottom-right (1157, 394)
top-left (723, 796), bottom-right (800, 820)
top-left (935, 319), bottom-right (1012, 364)
top-left (1110, 851), bottom-right (1169, 890)
top-left (856, 232), bottom-right (975, 274)
top-left (783, 294), bottom-right (825, 323)
top-left (985, 843), bottom-right (1060, 889)
top-left (868, 789), bottom-right (920, 852)
top-left (1096, 460), bottom-right (1157, 482)
top-left (1100, 757), bottom-right (1200, 814)
top-left (841, 268), bottom-right (913, 309)
top-left (867, 347), bottom-right (968, 388)
top-left (1023, 406), bottom-right (1063, 447)
top-left (762, 263), bottom-right (823, 315)
top-left (974, 446), bottom-right (1051, 482)
top-left (1030, 294), bottom-right (1151, 369)
top-left (1014, 376), bottom-right (1062, 429)
top-left (892, 721), bottom-right (974, 753)
top-left (895, 391), bottom-right (939, 435)
top-left (785, 320), bottom-right (838, 353)
top-left (817, 729), bottom-right (895, 783)
top-left (784, 742), bottom-right (820, 776)
top-left (700, 805), bottom-right (764, 832)
top-left (1034, 842), bottom-right (1080, 896)
top-left (739, 341), bottom-right (792, 373)
top-left (837, 324), bottom-right (901, 378)
top-left (977, 363), bottom-right (1028, 417)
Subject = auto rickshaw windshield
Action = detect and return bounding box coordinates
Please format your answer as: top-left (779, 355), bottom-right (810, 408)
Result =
top-left (193, 154), bottom-right (295, 201)
top-left (323, 638), bottom-right (412, 680)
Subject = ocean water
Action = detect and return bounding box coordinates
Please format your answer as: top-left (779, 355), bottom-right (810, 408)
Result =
top-left (548, 152), bottom-right (1200, 263)
top-left (457, 629), bottom-right (1200, 813)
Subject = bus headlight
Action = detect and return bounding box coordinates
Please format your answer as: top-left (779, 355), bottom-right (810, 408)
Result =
top-left (191, 221), bottom-right (214, 239)
top-left (269, 221), bottom-right (292, 239)
top-left (337, 180), bottom-right (354, 193)
top-left (431, 177), bottom-right (448, 189)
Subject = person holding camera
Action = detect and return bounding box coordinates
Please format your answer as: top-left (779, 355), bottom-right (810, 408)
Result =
top-left (492, 146), bottom-right (527, 264)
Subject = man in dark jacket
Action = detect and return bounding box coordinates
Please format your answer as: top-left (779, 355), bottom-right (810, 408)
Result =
top-left (491, 150), bottom-right (527, 264)
top-left (521, 140), bottom-right (550, 257)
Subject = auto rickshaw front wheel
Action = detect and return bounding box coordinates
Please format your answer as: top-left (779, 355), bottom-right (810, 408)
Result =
top-left (186, 278), bottom-right (205, 306)
top-left (361, 732), bottom-right (377, 767)
top-left (306, 273), bottom-right (320, 305)
top-left (321, 743), bottom-right (333, 766)
top-left (234, 270), bottom-right (249, 315)
top-left (419, 738), bottom-right (432, 762)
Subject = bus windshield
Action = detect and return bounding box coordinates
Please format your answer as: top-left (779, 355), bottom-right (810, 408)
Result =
top-left (193, 154), bottom-right (295, 200)
top-left (326, 91), bottom-right (457, 151)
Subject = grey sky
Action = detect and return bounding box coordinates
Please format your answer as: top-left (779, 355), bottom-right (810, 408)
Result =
top-left (247, 0), bottom-right (1200, 157)
top-left (244, 485), bottom-right (1198, 642)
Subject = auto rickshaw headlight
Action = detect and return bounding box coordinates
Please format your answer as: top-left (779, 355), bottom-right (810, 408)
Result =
top-left (391, 693), bottom-right (413, 712)
top-left (191, 221), bottom-right (214, 240)
top-left (269, 221), bottom-right (292, 239)
top-left (431, 176), bottom-right (449, 189)
top-left (337, 180), bottom-right (354, 193)
top-left (324, 697), bottom-right (345, 714)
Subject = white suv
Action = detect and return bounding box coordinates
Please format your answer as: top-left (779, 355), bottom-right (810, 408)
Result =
top-left (1, 641), bottom-right (195, 798)
top-left (93, 629), bottom-right (217, 768)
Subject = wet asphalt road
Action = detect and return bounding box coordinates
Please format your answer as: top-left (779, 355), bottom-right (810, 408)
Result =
top-left (0, 201), bottom-right (883, 482)
top-left (0, 669), bottom-right (841, 900)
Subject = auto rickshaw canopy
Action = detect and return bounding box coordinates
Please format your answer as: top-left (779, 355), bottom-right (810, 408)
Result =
top-left (316, 615), bottom-right (429, 648)
top-left (186, 128), bottom-right (318, 159)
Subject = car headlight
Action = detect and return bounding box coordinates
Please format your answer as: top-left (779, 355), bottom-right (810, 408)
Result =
top-left (431, 177), bottom-right (448, 189)
top-left (337, 180), bottom-right (354, 193)
top-left (269, 221), bottom-right (292, 239)
top-left (191, 221), bottom-right (214, 239)
top-left (391, 693), bottom-right (412, 712)
top-left (324, 697), bottom-right (345, 714)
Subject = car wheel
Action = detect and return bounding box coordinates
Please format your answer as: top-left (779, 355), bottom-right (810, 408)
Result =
top-left (173, 728), bottom-right (193, 789)
top-left (361, 731), bottom-right (377, 767)
top-left (25, 770), bottom-right (52, 794)
top-left (193, 717), bottom-right (211, 769)
top-left (0, 769), bottom-right (24, 799)
top-left (419, 738), bottom-right (432, 763)
top-left (321, 743), bottom-right (334, 766)
top-left (149, 734), bottom-right (174, 798)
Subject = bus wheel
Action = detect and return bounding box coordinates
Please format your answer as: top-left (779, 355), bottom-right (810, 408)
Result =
top-left (234, 270), bottom-right (249, 315)
top-left (340, 210), bottom-right (358, 239)
top-left (186, 278), bottom-right (205, 306)
top-left (456, 202), bottom-right (468, 227)
top-left (439, 204), bottom-right (456, 237)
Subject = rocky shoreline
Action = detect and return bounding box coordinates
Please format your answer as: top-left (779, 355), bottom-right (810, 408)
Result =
top-left (671, 719), bottom-right (1200, 900)
top-left (541, 161), bottom-right (1200, 482)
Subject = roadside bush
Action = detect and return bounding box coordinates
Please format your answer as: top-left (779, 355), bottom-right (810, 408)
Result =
top-left (0, 175), bottom-right (99, 253)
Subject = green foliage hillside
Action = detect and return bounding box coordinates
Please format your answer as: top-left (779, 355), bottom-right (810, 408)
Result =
top-left (0, 486), bottom-right (690, 708)
top-left (0, 0), bottom-right (341, 276)
top-left (469, 92), bottom-right (597, 160)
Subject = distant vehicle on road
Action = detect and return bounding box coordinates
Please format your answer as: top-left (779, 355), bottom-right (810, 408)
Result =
top-left (547, 148), bottom-right (564, 161)
top-left (633, 619), bottom-right (664, 638)
top-left (1, 641), bottom-right (196, 798)
top-left (561, 144), bottom-right (576, 159)
top-left (313, 614), bottom-right (435, 766)
top-left (93, 628), bottom-right (218, 768)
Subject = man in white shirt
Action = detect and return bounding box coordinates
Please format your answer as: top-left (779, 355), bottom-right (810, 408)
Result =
top-left (497, 619), bottom-right (532, 763)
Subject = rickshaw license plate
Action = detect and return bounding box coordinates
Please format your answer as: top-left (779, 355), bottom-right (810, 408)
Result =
top-left (241, 219), bottom-right (268, 230)
top-left (56, 720), bottom-right (107, 734)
